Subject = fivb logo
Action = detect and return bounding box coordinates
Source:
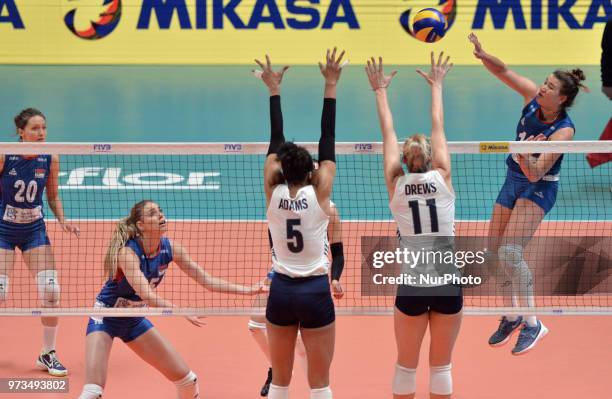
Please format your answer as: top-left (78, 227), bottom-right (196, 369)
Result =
top-left (63, 0), bottom-right (122, 40)
top-left (93, 144), bottom-right (112, 153)
top-left (224, 143), bottom-right (243, 153)
top-left (354, 143), bottom-right (373, 153)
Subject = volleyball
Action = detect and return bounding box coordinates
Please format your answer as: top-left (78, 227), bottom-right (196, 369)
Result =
top-left (412, 8), bottom-right (448, 43)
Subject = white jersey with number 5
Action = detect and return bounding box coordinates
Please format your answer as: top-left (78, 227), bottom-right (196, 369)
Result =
top-left (390, 170), bottom-right (455, 237)
top-left (267, 184), bottom-right (330, 277)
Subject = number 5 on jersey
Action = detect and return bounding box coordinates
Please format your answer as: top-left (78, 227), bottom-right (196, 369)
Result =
top-left (286, 219), bottom-right (304, 253)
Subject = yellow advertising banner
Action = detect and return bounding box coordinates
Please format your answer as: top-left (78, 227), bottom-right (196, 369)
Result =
top-left (0, 0), bottom-right (608, 64)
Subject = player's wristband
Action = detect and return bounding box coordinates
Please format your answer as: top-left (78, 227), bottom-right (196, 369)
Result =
top-left (330, 242), bottom-right (344, 281)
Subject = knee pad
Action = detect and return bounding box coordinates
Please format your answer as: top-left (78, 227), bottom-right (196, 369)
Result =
top-left (248, 319), bottom-right (267, 331)
top-left (392, 364), bottom-right (416, 395)
top-left (36, 270), bottom-right (60, 307)
top-left (174, 370), bottom-right (199, 399)
top-left (430, 364), bottom-right (452, 395)
top-left (79, 384), bottom-right (103, 399)
top-left (498, 244), bottom-right (532, 292)
top-left (0, 275), bottom-right (9, 303)
top-left (310, 386), bottom-right (332, 399)
top-left (498, 244), bottom-right (525, 269)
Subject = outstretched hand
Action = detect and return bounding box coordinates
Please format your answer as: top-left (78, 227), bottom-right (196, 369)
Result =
top-left (365, 56), bottom-right (397, 91)
top-left (468, 32), bottom-right (486, 60)
top-left (253, 55), bottom-right (289, 95)
top-left (416, 51), bottom-right (453, 86)
top-left (185, 316), bottom-right (207, 327)
top-left (319, 47), bottom-right (346, 85)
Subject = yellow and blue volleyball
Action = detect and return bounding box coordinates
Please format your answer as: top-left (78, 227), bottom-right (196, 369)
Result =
top-left (412, 8), bottom-right (448, 43)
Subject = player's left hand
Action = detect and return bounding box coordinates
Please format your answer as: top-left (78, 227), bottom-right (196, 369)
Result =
top-left (417, 51), bottom-right (453, 86)
top-left (331, 279), bottom-right (344, 299)
top-left (185, 316), bottom-right (207, 327)
top-left (61, 222), bottom-right (80, 237)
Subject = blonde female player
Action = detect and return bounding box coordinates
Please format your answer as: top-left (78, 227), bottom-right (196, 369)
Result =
top-left (0, 108), bottom-right (79, 377)
top-left (366, 53), bottom-right (460, 399)
top-left (256, 48), bottom-right (344, 399)
top-left (469, 33), bottom-right (588, 354)
top-left (78, 200), bottom-right (264, 399)
top-left (250, 202), bottom-right (344, 397)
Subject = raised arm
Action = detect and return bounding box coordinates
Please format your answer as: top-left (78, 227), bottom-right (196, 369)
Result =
top-left (416, 52), bottom-right (453, 188)
top-left (469, 33), bottom-right (537, 104)
top-left (365, 57), bottom-right (402, 197)
top-left (172, 242), bottom-right (261, 295)
top-left (46, 155), bottom-right (79, 236)
top-left (313, 48), bottom-right (345, 208)
top-left (255, 55), bottom-right (289, 205)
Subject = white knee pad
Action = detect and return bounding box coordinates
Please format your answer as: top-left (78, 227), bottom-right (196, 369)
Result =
top-left (0, 275), bottom-right (9, 303)
top-left (498, 244), bottom-right (533, 294)
top-left (392, 364), bottom-right (416, 395)
top-left (36, 270), bottom-right (60, 307)
top-left (248, 319), bottom-right (267, 331)
top-left (430, 364), bottom-right (452, 395)
top-left (174, 370), bottom-right (199, 399)
top-left (79, 384), bottom-right (103, 399)
top-left (311, 386), bottom-right (332, 399)
top-left (498, 244), bottom-right (525, 269)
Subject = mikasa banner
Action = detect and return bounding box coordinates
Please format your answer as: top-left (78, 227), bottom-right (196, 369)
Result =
top-left (0, 0), bottom-right (608, 64)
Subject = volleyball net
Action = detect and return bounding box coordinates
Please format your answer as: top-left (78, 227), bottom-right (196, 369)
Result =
top-left (0, 141), bottom-right (610, 316)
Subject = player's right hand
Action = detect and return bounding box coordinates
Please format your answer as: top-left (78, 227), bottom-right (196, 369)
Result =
top-left (468, 33), bottom-right (486, 59)
top-left (253, 55), bottom-right (289, 95)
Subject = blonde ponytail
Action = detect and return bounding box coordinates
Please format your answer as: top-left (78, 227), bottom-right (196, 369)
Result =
top-left (102, 200), bottom-right (151, 280)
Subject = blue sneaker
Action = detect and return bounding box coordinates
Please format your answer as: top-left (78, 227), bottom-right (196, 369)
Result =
top-left (36, 350), bottom-right (68, 377)
top-left (512, 320), bottom-right (549, 355)
top-left (488, 316), bottom-right (523, 347)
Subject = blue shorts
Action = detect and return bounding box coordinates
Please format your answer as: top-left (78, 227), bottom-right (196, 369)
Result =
top-left (495, 169), bottom-right (558, 214)
top-left (0, 223), bottom-right (50, 252)
top-left (86, 316), bottom-right (154, 343)
top-left (266, 273), bottom-right (335, 329)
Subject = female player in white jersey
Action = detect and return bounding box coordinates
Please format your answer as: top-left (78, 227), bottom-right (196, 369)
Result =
top-left (366, 53), bottom-right (459, 399)
top-left (255, 49), bottom-right (344, 399)
top-left (78, 200), bottom-right (263, 399)
top-left (469, 33), bottom-right (587, 354)
top-left (0, 108), bottom-right (79, 376)
top-left (249, 200), bottom-right (344, 397)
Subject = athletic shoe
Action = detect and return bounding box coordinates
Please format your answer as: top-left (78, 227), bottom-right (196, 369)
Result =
top-left (488, 316), bottom-right (523, 347)
top-left (512, 320), bottom-right (548, 355)
top-left (36, 350), bottom-right (68, 377)
top-left (260, 367), bottom-right (272, 397)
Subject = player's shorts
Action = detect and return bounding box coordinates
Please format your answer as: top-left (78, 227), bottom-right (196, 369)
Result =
top-left (0, 222), bottom-right (50, 252)
top-left (395, 284), bottom-right (463, 316)
top-left (266, 273), bottom-right (335, 329)
top-left (495, 169), bottom-right (558, 214)
top-left (86, 302), bottom-right (153, 342)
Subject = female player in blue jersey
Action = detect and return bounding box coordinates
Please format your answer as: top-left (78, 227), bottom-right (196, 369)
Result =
top-left (469, 33), bottom-right (588, 354)
top-left (0, 108), bottom-right (79, 377)
top-left (256, 49), bottom-right (344, 399)
top-left (78, 200), bottom-right (264, 399)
